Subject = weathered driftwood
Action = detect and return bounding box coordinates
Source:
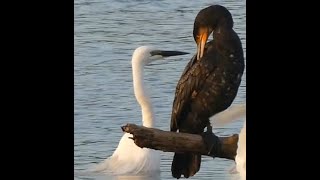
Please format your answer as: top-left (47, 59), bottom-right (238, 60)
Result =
top-left (121, 123), bottom-right (238, 160)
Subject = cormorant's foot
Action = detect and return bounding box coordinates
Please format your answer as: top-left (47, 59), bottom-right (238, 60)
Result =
top-left (202, 131), bottom-right (215, 154)
top-left (201, 130), bottom-right (218, 155)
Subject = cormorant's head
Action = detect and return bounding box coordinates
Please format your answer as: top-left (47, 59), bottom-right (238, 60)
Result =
top-left (193, 5), bottom-right (234, 60)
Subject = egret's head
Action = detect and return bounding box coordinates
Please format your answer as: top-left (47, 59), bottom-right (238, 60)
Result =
top-left (132, 46), bottom-right (189, 66)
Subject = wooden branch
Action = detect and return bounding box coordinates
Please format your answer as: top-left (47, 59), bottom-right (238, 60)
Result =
top-left (121, 123), bottom-right (238, 160)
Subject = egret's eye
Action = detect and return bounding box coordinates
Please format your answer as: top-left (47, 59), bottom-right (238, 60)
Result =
top-left (150, 50), bottom-right (161, 57)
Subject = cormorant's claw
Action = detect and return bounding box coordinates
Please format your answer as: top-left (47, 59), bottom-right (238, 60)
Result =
top-left (201, 125), bottom-right (221, 156)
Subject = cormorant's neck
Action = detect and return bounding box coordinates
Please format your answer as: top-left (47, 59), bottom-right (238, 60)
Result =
top-left (215, 19), bottom-right (233, 33)
top-left (213, 27), bottom-right (244, 58)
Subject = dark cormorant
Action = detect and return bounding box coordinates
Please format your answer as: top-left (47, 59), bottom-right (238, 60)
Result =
top-left (170, 5), bottom-right (245, 178)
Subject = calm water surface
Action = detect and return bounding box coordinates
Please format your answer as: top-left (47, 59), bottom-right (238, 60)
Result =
top-left (75, 0), bottom-right (246, 179)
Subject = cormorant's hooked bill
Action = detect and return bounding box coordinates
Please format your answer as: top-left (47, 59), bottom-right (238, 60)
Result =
top-left (150, 50), bottom-right (189, 57)
top-left (195, 27), bottom-right (212, 60)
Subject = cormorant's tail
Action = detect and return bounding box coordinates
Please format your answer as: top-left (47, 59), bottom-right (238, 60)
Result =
top-left (171, 153), bottom-right (201, 179)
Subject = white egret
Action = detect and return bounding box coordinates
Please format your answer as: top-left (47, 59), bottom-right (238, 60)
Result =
top-left (93, 46), bottom-right (188, 176)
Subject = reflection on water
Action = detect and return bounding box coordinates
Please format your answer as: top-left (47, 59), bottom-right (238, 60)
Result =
top-left (76, 170), bottom-right (161, 180)
top-left (112, 174), bottom-right (161, 180)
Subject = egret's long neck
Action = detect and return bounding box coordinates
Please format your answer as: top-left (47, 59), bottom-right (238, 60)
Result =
top-left (132, 60), bottom-right (155, 128)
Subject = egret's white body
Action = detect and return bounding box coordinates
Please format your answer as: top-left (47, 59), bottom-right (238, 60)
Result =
top-left (94, 133), bottom-right (160, 175)
top-left (235, 119), bottom-right (246, 180)
top-left (210, 104), bottom-right (246, 127)
top-left (93, 46), bottom-right (187, 176)
top-left (210, 104), bottom-right (246, 180)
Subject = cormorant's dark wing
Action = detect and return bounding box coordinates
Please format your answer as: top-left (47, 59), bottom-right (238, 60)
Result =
top-left (170, 47), bottom-right (218, 132)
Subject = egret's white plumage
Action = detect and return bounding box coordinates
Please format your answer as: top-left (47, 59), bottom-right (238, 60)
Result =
top-left (94, 132), bottom-right (160, 175)
top-left (210, 104), bottom-right (246, 127)
top-left (210, 104), bottom-right (246, 180)
top-left (93, 46), bottom-right (187, 176)
top-left (236, 119), bottom-right (246, 180)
